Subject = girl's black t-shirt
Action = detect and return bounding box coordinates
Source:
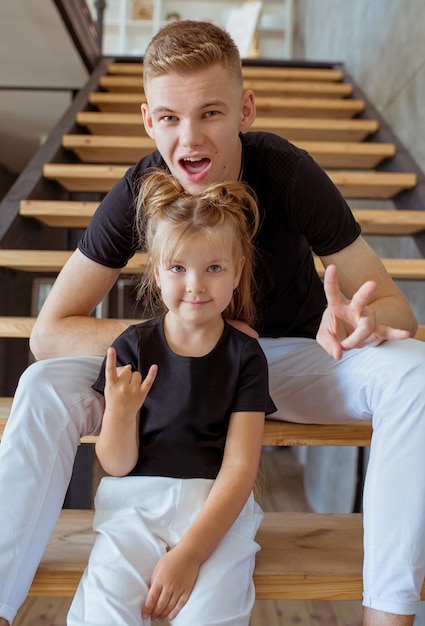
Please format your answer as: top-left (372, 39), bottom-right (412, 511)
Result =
top-left (93, 316), bottom-right (276, 479)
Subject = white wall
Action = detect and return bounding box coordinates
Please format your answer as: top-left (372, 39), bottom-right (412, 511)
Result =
top-left (294, 0), bottom-right (425, 175)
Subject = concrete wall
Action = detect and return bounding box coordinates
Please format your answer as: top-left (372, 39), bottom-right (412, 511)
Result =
top-left (294, 0), bottom-right (425, 175)
top-left (293, 0), bottom-right (425, 323)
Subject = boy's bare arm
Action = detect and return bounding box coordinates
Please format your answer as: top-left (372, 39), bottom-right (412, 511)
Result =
top-left (30, 249), bottom-right (130, 359)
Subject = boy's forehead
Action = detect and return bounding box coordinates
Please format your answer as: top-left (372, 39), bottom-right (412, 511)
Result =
top-left (144, 63), bottom-right (240, 99)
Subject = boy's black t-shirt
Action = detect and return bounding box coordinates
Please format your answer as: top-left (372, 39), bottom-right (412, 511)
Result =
top-left (93, 316), bottom-right (276, 479)
top-left (79, 132), bottom-right (361, 339)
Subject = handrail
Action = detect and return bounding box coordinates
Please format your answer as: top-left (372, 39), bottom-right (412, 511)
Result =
top-left (0, 57), bottom-right (113, 248)
top-left (54, 0), bottom-right (102, 71)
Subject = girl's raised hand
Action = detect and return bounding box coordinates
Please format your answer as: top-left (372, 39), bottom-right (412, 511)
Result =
top-left (104, 347), bottom-right (158, 414)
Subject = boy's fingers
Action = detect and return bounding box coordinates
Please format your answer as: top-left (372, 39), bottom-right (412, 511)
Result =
top-left (323, 265), bottom-right (343, 306)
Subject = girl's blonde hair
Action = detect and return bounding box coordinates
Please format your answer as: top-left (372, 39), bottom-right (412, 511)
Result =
top-left (143, 20), bottom-right (243, 93)
top-left (135, 171), bottom-right (260, 325)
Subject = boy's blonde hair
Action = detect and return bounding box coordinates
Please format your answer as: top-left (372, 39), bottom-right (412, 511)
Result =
top-left (143, 20), bottom-right (243, 92)
top-left (135, 171), bottom-right (260, 325)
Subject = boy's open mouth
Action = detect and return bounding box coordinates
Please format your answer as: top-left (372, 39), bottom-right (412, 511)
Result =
top-left (180, 157), bottom-right (211, 175)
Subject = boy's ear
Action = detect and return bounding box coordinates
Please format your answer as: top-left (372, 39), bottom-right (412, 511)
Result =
top-left (141, 103), bottom-right (155, 139)
top-left (239, 90), bottom-right (256, 132)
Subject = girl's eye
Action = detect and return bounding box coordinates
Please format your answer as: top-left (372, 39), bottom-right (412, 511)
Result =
top-left (208, 265), bottom-right (222, 273)
top-left (171, 265), bottom-right (185, 273)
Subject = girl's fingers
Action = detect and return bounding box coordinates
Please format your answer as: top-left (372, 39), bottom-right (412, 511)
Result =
top-left (105, 347), bottom-right (118, 382)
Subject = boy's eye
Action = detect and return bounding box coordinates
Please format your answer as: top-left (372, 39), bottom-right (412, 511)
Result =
top-left (208, 265), bottom-right (222, 273)
top-left (171, 265), bottom-right (185, 273)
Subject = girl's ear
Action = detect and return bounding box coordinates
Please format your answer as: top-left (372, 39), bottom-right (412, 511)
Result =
top-left (141, 103), bottom-right (155, 139)
top-left (239, 91), bottom-right (256, 132)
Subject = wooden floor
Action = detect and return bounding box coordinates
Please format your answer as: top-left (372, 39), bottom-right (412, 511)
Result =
top-left (14, 447), bottom-right (363, 625)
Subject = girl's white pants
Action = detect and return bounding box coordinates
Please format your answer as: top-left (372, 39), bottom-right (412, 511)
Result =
top-left (67, 477), bottom-right (263, 625)
top-left (1, 337), bottom-right (425, 622)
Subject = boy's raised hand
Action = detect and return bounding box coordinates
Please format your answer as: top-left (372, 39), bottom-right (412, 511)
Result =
top-left (317, 264), bottom-right (410, 360)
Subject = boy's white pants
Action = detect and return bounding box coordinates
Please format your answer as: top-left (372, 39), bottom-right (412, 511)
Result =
top-left (67, 477), bottom-right (263, 625)
top-left (1, 337), bottom-right (425, 621)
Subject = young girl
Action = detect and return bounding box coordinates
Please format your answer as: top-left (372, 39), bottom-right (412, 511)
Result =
top-left (67, 171), bottom-right (276, 626)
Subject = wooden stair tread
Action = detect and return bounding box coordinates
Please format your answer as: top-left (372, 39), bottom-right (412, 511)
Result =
top-left (107, 62), bottom-right (345, 82)
top-left (20, 508), bottom-right (425, 599)
top-left (62, 134), bottom-right (395, 169)
top-left (234, 80), bottom-right (353, 98)
top-left (1, 248), bottom-right (424, 279)
top-left (0, 317), bottom-right (35, 338)
top-left (19, 201), bottom-right (425, 235)
top-left (0, 409), bottom-right (373, 447)
top-left (20, 200), bottom-right (99, 228)
top-left (327, 170), bottom-right (417, 199)
top-left (0, 249), bottom-right (148, 273)
top-left (42, 163), bottom-right (417, 198)
top-left (94, 85), bottom-right (366, 118)
top-left (83, 105), bottom-right (379, 141)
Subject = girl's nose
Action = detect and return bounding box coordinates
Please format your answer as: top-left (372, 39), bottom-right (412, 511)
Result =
top-left (186, 273), bottom-right (205, 293)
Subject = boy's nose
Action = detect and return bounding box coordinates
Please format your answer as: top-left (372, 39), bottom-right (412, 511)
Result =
top-left (180, 121), bottom-right (203, 149)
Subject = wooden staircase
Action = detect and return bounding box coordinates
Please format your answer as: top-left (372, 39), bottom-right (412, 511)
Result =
top-left (1, 58), bottom-right (425, 604)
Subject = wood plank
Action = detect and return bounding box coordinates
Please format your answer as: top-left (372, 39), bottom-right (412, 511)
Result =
top-left (263, 420), bottom-right (372, 447)
top-left (22, 508), bottom-right (425, 600)
top-left (83, 104), bottom-right (379, 141)
top-left (0, 317), bottom-right (34, 338)
top-left (20, 199), bottom-right (99, 228)
top-left (42, 163), bottom-right (417, 198)
top-left (241, 80), bottom-right (353, 98)
top-left (62, 134), bottom-right (395, 169)
top-left (314, 256), bottom-right (425, 280)
top-left (107, 62), bottom-right (345, 82)
top-left (254, 513), bottom-right (364, 600)
top-left (352, 209), bottom-right (425, 235)
top-left (2, 248), bottom-right (424, 280)
top-left (0, 411), bottom-right (373, 447)
top-left (62, 134), bottom-right (156, 163)
top-left (0, 250), bottom-right (148, 273)
top-left (327, 170), bottom-right (417, 199)
top-left (97, 80), bottom-right (366, 117)
top-left (19, 201), bottom-right (425, 235)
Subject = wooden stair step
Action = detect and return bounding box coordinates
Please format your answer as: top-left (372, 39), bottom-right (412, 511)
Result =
top-left (0, 250), bottom-right (148, 273)
top-left (0, 407), bottom-right (373, 447)
top-left (20, 200), bottom-right (99, 228)
top-left (0, 317), bottom-right (35, 338)
top-left (236, 80), bottom-right (353, 98)
top-left (97, 80), bottom-right (365, 117)
top-left (314, 256), bottom-right (425, 280)
top-left (353, 209), bottom-right (425, 235)
top-left (62, 134), bottom-right (395, 169)
top-left (327, 170), bottom-right (417, 199)
top-left (18, 508), bottom-right (425, 599)
top-left (107, 62), bottom-right (345, 83)
top-left (0, 310), bottom-right (424, 341)
top-left (83, 105), bottom-right (379, 141)
top-left (2, 249), bottom-right (424, 279)
top-left (19, 200), bottom-right (425, 235)
top-left (42, 163), bottom-right (417, 198)
top-left (62, 134), bottom-right (155, 164)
